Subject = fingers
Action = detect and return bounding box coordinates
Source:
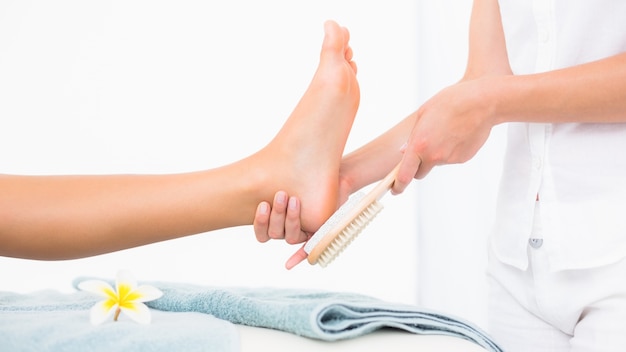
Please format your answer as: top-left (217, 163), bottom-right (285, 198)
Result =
top-left (267, 191), bottom-right (289, 239)
top-left (392, 147), bottom-right (423, 195)
top-left (284, 197), bottom-right (310, 244)
top-left (253, 191), bottom-right (288, 241)
top-left (392, 134), bottom-right (442, 194)
top-left (253, 191), bottom-right (313, 269)
top-left (253, 191), bottom-right (309, 243)
top-left (413, 159), bottom-right (435, 180)
top-left (253, 201), bottom-right (272, 243)
top-left (285, 246), bottom-right (308, 270)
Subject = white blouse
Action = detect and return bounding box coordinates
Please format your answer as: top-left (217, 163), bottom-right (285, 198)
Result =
top-left (492, 0), bottom-right (626, 271)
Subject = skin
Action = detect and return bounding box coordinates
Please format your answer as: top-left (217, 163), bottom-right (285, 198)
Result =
top-left (256, 0), bottom-right (626, 269)
top-left (0, 20), bottom-right (360, 260)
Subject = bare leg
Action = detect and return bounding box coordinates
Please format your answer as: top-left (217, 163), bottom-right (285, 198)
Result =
top-left (0, 20), bottom-right (359, 259)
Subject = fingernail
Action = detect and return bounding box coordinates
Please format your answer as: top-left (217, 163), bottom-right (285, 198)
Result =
top-left (258, 202), bottom-right (269, 214)
top-left (276, 191), bottom-right (287, 205)
top-left (288, 196), bottom-right (298, 210)
top-left (399, 142), bottom-right (407, 152)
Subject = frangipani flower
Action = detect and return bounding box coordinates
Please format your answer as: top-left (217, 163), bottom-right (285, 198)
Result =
top-left (78, 270), bottom-right (163, 325)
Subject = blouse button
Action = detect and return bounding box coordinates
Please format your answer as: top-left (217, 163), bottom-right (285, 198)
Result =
top-left (529, 238), bottom-right (543, 249)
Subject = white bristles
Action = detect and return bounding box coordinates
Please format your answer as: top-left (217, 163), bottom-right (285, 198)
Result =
top-left (316, 200), bottom-right (384, 267)
top-left (304, 192), bottom-right (366, 254)
top-left (305, 162), bottom-right (401, 267)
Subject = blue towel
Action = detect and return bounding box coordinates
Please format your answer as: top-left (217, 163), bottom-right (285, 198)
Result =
top-left (1, 278), bottom-right (503, 352)
top-left (0, 289), bottom-right (239, 352)
top-left (136, 280), bottom-right (503, 352)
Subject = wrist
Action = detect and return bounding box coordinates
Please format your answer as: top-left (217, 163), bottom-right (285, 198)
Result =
top-left (482, 75), bottom-right (516, 126)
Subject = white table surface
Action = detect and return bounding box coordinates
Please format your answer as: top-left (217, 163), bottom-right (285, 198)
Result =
top-left (238, 325), bottom-right (489, 352)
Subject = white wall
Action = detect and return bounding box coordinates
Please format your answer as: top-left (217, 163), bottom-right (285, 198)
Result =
top-left (414, 1), bottom-right (507, 328)
top-left (0, 1), bottom-right (420, 305)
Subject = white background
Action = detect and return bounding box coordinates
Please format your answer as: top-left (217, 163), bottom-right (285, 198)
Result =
top-left (0, 0), bottom-right (505, 330)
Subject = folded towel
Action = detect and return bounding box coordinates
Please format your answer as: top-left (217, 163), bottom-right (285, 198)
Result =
top-left (75, 278), bottom-right (503, 352)
top-left (0, 290), bottom-right (239, 352)
top-left (0, 278), bottom-right (503, 352)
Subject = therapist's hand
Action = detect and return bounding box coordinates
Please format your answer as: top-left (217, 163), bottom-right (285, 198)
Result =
top-left (393, 78), bottom-right (498, 194)
top-left (254, 181), bottom-right (352, 269)
top-left (253, 192), bottom-right (314, 269)
top-left (254, 191), bottom-right (312, 245)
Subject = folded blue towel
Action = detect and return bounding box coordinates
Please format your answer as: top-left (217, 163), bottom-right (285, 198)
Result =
top-left (79, 278), bottom-right (503, 352)
top-left (0, 278), bottom-right (503, 352)
top-left (0, 289), bottom-right (239, 352)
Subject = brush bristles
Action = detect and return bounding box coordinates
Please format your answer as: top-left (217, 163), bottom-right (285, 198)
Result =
top-left (318, 200), bottom-right (384, 267)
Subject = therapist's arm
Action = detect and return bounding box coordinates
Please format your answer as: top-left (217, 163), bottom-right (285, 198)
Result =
top-left (393, 0), bottom-right (511, 191)
top-left (253, 0), bottom-right (511, 245)
top-left (393, 0), bottom-right (626, 192)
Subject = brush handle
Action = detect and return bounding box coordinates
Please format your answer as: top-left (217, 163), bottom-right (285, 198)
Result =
top-left (347, 162), bottom-right (400, 219)
top-left (368, 162), bottom-right (401, 200)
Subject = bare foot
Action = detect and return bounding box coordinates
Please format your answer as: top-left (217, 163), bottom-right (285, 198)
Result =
top-left (250, 20), bottom-right (359, 233)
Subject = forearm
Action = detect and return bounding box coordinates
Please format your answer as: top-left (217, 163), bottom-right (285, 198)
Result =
top-left (492, 52), bottom-right (626, 124)
top-left (464, 0), bottom-right (511, 79)
top-left (464, 0), bottom-right (626, 123)
top-left (340, 111), bottom-right (417, 193)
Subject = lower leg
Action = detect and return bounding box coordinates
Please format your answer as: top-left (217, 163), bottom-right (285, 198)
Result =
top-left (0, 21), bottom-right (359, 260)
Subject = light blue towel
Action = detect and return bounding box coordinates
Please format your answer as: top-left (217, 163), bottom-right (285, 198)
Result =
top-left (0, 289), bottom-right (239, 352)
top-left (81, 278), bottom-right (503, 352)
top-left (0, 278), bottom-right (503, 352)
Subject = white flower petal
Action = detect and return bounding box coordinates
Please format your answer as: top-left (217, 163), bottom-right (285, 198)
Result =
top-left (79, 271), bottom-right (161, 325)
top-left (89, 300), bottom-right (117, 325)
top-left (116, 270), bottom-right (138, 292)
top-left (120, 302), bottom-right (152, 324)
top-left (78, 280), bottom-right (116, 299)
top-left (133, 285), bottom-right (163, 302)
